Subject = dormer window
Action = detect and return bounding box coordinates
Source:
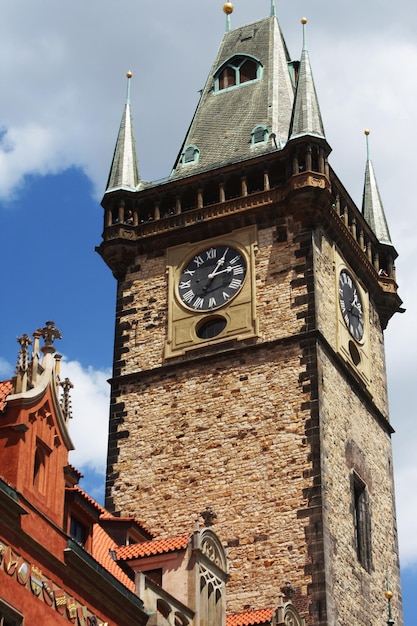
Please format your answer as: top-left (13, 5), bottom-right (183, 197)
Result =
top-left (251, 125), bottom-right (269, 146)
top-left (182, 145), bottom-right (199, 165)
top-left (215, 55), bottom-right (262, 92)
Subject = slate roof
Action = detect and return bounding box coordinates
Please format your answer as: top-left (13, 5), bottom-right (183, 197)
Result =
top-left (117, 535), bottom-right (190, 561)
top-left (362, 155), bottom-right (392, 246)
top-left (226, 607), bottom-right (274, 626)
top-left (0, 379), bottom-right (13, 412)
top-left (289, 23), bottom-right (325, 141)
top-left (106, 75), bottom-right (140, 193)
top-left (170, 15), bottom-right (295, 179)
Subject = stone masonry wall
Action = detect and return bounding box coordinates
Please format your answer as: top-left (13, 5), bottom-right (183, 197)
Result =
top-left (106, 219), bottom-right (324, 619)
top-left (313, 228), bottom-right (402, 625)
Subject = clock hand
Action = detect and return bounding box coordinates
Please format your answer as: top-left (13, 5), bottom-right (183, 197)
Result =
top-left (207, 266), bottom-right (233, 279)
top-left (206, 248), bottom-right (229, 281)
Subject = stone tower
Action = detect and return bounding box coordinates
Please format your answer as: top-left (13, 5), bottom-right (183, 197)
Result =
top-left (97, 5), bottom-right (403, 625)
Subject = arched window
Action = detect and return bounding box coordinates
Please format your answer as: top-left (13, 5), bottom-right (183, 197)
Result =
top-left (182, 145), bottom-right (200, 165)
top-left (251, 125), bottom-right (269, 146)
top-left (215, 56), bottom-right (262, 92)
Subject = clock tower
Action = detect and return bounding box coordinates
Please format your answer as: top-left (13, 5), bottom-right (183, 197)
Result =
top-left (97, 4), bottom-right (403, 625)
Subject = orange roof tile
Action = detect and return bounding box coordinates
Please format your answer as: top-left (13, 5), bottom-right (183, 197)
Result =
top-left (117, 535), bottom-right (190, 561)
top-left (92, 523), bottom-right (135, 592)
top-left (66, 485), bottom-right (104, 515)
top-left (99, 511), bottom-right (154, 537)
top-left (226, 608), bottom-right (274, 626)
top-left (0, 379), bottom-right (13, 411)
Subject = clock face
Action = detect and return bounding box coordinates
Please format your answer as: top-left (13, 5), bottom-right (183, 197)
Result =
top-left (177, 245), bottom-right (247, 312)
top-left (338, 269), bottom-right (364, 342)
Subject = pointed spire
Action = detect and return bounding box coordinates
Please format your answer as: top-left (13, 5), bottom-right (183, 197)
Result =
top-left (105, 71), bottom-right (140, 193)
top-left (289, 18), bottom-right (325, 141)
top-left (270, 0), bottom-right (277, 17)
top-left (223, 3), bottom-right (233, 33)
top-left (362, 130), bottom-right (392, 245)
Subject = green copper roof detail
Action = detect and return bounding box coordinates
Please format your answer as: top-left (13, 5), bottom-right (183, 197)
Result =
top-left (289, 18), bottom-right (325, 141)
top-left (105, 72), bottom-right (140, 193)
top-left (362, 131), bottom-right (392, 246)
top-left (271, 0), bottom-right (276, 17)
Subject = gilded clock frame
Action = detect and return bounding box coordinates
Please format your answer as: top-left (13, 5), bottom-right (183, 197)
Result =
top-left (165, 226), bottom-right (258, 358)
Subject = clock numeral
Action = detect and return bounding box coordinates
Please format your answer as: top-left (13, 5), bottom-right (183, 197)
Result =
top-left (222, 291), bottom-right (231, 301)
top-left (183, 268), bottom-right (196, 277)
top-left (194, 255), bottom-right (204, 268)
top-left (192, 297), bottom-right (205, 309)
top-left (179, 280), bottom-right (191, 290)
top-left (229, 278), bottom-right (242, 291)
top-left (229, 255), bottom-right (241, 265)
top-left (233, 265), bottom-right (245, 275)
top-left (182, 289), bottom-right (195, 303)
top-left (208, 297), bottom-right (217, 308)
top-left (205, 248), bottom-right (217, 260)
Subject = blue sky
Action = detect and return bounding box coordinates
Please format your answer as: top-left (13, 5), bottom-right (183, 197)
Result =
top-left (1, 1), bottom-right (416, 622)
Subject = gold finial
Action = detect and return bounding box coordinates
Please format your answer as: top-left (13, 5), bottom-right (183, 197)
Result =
top-left (385, 589), bottom-right (394, 601)
top-left (223, 2), bottom-right (233, 15)
top-left (364, 129), bottom-right (370, 135)
top-left (301, 17), bottom-right (307, 25)
top-left (126, 70), bottom-right (132, 79)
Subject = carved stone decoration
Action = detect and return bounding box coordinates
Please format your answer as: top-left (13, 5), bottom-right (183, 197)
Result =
top-left (201, 536), bottom-right (222, 568)
top-left (201, 506), bottom-right (217, 527)
top-left (60, 377), bottom-right (74, 421)
top-left (38, 321), bottom-right (62, 350)
top-left (284, 604), bottom-right (304, 626)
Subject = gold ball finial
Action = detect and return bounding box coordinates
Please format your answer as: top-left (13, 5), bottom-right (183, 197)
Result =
top-left (126, 70), bottom-right (133, 79)
top-left (364, 129), bottom-right (370, 136)
top-left (301, 17), bottom-right (307, 24)
top-left (223, 2), bottom-right (234, 15)
top-left (385, 589), bottom-right (393, 601)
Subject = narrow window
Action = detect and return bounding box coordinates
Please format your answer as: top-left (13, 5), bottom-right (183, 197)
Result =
top-left (353, 474), bottom-right (372, 571)
top-left (70, 516), bottom-right (88, 547)
top-left (215, 56), bottom-right (261, 92)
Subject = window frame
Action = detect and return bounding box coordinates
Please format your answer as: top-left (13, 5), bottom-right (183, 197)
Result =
top-left (214, 55), bottom-right (262, 93)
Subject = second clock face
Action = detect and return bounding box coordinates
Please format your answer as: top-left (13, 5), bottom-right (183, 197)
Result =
top-left (338, 269), bottom-right (364, 342)
top-left (177, 245), bottom-right (247, 311)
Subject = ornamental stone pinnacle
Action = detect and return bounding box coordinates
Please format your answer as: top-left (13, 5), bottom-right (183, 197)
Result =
top-left (60, 377), bottom-right (74, 422)
top-left (16, 333), bottom-right (32, 376)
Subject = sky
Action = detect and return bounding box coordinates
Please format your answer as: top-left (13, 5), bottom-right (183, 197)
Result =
top-left (0, 0), bottom-right (416, 621)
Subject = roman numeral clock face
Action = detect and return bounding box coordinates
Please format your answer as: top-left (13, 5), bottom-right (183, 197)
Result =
top-left (338, 269), bottom-right (365, 342)
top-left (177, 245), bottom-right (247, 312)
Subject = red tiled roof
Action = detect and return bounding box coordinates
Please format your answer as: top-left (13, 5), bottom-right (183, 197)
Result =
top-left (66, 485), bottom-right (104, 515)
top-left (117, 535), bottom-right (190, 561)
top-left (226, 608), bottom-right (274, 626)
top-left (0, 379), bottom-right (13, 411)
top-left (99, 511), bottom-right (154, 537)
top-left (92, 523), bottom-right (135, 592)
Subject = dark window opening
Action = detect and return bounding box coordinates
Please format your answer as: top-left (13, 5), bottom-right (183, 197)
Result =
top-left (145, 568), bottom-right (163, 586)
top-left (353, 474), bottom-right (372, 571)
top-left (240, 59), bottom-right (257, 83)
top-left (0, 601), bottom-right (23, 626)
top-left (197, 317), bottom-right (227, 340)
top-left (70, 516), bottom-right (88, 547)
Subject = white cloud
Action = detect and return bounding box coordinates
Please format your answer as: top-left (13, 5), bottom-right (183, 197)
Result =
top-left (62, 359), bottom-right (111, 476)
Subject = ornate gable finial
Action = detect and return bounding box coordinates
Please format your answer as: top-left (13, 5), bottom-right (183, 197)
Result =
top-left (38, 321), bottom-right (62, 353)
top-left (201, 506), bottom-right (217, 527)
